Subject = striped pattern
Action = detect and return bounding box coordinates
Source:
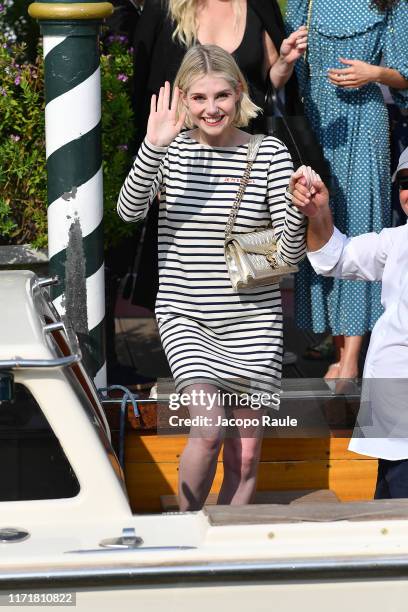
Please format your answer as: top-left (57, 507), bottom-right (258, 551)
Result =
top-left (43, 33), bottom-right (106, 388)
top-left (118, 133), bottom-right (306, 395)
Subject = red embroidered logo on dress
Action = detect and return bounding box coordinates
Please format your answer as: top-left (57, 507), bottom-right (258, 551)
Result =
top-left (224, 177), bottom-right (255, 184)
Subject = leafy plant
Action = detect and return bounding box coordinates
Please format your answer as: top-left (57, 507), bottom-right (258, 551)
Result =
top-left (0, 28), bottom-right (135, 249)
top-left (0, 0), bottom-right (40, 62)
top-left (0, 35), bottom-right (47, 247)
top-left (100, 34), bottom-right (137, 248)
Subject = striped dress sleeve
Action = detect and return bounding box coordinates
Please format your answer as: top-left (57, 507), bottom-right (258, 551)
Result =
top-left (266, 141), bottom-right (307, 265)
top-left (117, 138), bottom-right (167, 223)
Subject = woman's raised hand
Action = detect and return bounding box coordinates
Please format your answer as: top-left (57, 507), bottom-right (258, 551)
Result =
top-left (289, 165), bottom-right (329, 217)
top-left (280, 25), bottom-right (308, 65)
top-left (146, 81), bottom-right (186, 147)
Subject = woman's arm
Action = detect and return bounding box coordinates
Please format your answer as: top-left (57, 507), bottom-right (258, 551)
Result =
top-left (117, 139), bottom-right (166, 223)
top-left (267, 142), bottom-right (306, 265)
top-left (264, 26), bottom-right (307, 89)
top-left (118, 82), bottom-right (186, 223)
top-left (376, 66), bottom-right (408, 89)
top-left (329, 3), bottom-right (408, 94)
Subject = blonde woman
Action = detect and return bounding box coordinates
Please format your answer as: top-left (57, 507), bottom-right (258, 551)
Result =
top-left (118, 45), bottom-right (306, 510)
top-left (131, 0), bottom-right (307, 312)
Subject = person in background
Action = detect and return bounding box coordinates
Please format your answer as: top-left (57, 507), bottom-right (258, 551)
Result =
top-left (132, 0), bottom-right (306, 150)
top-left (290, 148), bottom-right (408, 498)
top-left (104, 0), bottom-right (143, 42)
top-left (286, 0), bottom-right (408, 382)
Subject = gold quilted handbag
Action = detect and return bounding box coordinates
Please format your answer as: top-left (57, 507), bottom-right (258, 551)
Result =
top-left (224, 135), bottom-right (298, 291)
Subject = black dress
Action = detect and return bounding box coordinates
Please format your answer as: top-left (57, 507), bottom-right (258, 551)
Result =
top-left (231, 3), bottom-right (268, 133)
top-left (130, 0), bottom-right (302, 310)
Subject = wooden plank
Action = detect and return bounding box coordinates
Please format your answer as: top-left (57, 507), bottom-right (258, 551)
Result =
top-left (161, 489), bottom-right (340, 511)
top-left (124, 433), bottom-right (375, 463)
top-left (125, 459), bottom-right (377, 512)
top-left (204, 499), bottom-right (408, 526)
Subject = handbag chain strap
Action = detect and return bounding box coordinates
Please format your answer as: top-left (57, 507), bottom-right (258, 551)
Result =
top-left (304, 0), bottom-right (313, 68)
top-left (225, 135), bottom-right (264, 240)
top-left (306, 0), bottom-right (313, 30)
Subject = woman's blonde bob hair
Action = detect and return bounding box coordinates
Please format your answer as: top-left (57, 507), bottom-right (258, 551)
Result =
top-left (174, 45), bottom-right (261, 129)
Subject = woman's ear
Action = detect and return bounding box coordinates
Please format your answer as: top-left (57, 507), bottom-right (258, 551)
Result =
top-left (180, 90), bottom-right (191, 128)
top-left (181, 90), bottom-right (189, 109)
top-left (235, 82), bottom-right (243, 101)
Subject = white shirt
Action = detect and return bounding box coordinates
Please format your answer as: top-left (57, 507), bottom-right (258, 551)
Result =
top-left (308, 221), bottom-right (408, 460)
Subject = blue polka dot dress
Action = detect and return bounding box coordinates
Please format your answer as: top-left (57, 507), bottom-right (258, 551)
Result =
top-left (286, 0), bottom-right (408, 335)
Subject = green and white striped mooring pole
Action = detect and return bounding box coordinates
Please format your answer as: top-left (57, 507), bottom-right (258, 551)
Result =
top-left (29, 0), bottom-right (113, 388)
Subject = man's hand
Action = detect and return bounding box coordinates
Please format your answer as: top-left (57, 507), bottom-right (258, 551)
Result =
top-left (289, 166), bottom-right (333, 251)
top-left (289, 165), bottom-right (330, 217)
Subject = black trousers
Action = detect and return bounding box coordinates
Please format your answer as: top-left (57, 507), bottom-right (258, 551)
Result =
top-left (375, 458), bottom-right (408, 499)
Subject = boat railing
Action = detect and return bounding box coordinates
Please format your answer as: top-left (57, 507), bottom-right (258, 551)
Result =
top-left (0, 275), bottom-right (82, 371)
top-left (35, 276), bottom-right (59, 289)
top-left (0, 321), bottom-right (81, 370)
top-left (0, 353), bottom-right (81, 370)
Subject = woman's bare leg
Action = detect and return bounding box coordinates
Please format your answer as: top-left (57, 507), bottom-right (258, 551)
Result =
top-left (333, 335), bottom-right (363, 394)
top-left (324, 335), bottom-right (345, 379)
top-left (217, 411), bottom-right (264, 505)
top-left (338, 334), bottom-right (362, 379)
top-left (178, 437), bottom-right (222, 510)
top-left (178, 383), bottom-right (225, 511)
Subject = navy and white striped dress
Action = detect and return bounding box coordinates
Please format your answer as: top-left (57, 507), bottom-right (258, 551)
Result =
top-left (118, 132), bottom-right (306, 395)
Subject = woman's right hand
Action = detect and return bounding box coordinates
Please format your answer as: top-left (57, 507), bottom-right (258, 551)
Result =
top-left (146, 81), bottom-right (186, 147)
top-left (279, 25), bottom-right (308, 66)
